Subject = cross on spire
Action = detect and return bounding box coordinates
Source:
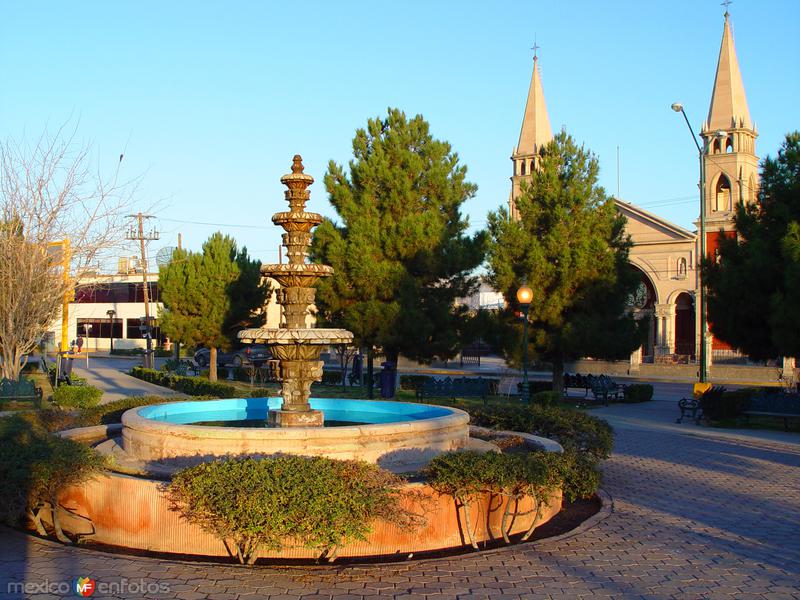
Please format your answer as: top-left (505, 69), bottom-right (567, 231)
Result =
top-left (531, 37), bottom-right (540, 60)
top-left (721, 0), bottom-right (732, 17)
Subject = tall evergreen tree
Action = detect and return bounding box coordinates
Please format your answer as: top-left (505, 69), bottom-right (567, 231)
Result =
top-left (705, 131), bottom-right (800, 360)
top-left (159, 233), bottom-right (267, 381)
top-left (486, 131), bottom-right (642, 393)
top-left (311, 108), bottom-right (485, 394)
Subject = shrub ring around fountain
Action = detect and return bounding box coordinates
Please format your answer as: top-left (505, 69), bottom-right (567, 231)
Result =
top-left (46, 417), bottom-right (566, 562)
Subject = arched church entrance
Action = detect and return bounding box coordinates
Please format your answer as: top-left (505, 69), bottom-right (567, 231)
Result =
top-left (627, 265), bottom-right (657, 362)
top-left (674, 292), bottom-right (696, 358)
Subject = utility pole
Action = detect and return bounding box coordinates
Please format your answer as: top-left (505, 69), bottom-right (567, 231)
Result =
top-left (126, 213), bottom-right (159, 369)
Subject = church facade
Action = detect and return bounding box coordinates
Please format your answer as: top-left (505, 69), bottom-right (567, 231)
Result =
top-left (508, 11), bottom-right (759, 366)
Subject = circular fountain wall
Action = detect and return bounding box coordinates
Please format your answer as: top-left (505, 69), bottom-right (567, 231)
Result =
top-left (121, 398), bottom-right (470, 473)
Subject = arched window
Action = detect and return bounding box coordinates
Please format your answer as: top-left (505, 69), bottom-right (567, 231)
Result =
top-left (714, 175), bottom-right (732, 211)
top-left (713, 138), bottom-right (721, 154)
top-left (520, 161), bottom-right (526, 176)
top-left (725, 137), bottom-right (734, 153)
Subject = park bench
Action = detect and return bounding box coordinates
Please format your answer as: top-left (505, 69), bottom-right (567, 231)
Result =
top-left (743, 392), bottom-right (800, 431)
top-left (564, 373), bottom-right (592, 397)
top-left (0, 377), bottom-right (44, 409)
top-left (415, 376), bottom-right (492, 403)
top-left (676, 385), bottom-right (725, 424)
top-left (676, 397), bottom-right (702, 423)
top-left (175, 359), bottom-right (200, 377)
top-left (588, 375), bottom-right (625, 406)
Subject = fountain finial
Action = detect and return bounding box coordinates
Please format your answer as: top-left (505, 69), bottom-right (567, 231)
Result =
top-left (291, 154), bottom-right (304, 173)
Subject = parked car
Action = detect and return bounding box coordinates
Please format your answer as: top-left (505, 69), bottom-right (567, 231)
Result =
top-left (193, 344), bottom-right (271, 368)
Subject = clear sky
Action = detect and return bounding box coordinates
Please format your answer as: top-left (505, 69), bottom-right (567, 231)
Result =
top-left (2, 1), bottom-right (798, 269)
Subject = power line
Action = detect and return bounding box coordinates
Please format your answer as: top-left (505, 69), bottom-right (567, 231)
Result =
top-left (158, 216), bottom-right (273, 229)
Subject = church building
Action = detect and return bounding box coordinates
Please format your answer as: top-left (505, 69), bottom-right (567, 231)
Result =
top-left (508, 11), bottom-right (759, 366)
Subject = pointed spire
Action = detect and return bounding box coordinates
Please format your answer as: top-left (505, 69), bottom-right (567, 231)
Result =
top-left (516, 55), bottom-right (553, 156)
top-left (707, 12), bottom-right (752, 131)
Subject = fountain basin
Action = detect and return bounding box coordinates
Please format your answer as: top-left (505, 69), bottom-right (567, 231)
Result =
top-left (121, 398), bottom-right (470, 472)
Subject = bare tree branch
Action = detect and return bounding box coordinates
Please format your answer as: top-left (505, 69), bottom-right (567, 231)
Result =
top-left (0, 126), bottom-right (140, 380)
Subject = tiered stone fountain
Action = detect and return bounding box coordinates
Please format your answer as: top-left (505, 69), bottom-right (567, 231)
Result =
top-left (238, 155), bottom-right (352, 427)
top-left (116, 155), bottom-right (471, 473)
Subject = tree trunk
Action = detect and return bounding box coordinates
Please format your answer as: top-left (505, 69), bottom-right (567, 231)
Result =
top-left (366, 349), bottom-right (374, 399)
top-left (552, 356), bottom-right (565, 395)
top-left (209, 347), bottom-right (218, 382)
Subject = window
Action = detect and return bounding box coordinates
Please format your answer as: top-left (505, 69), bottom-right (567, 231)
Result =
top-left (520, 161), bottom-right (526, 176)
top-left (76, 318), bottom-right (122, 339)
top-left (126, 318), bottom-right (162, 342)
top-left (74, 282), bottom-right (159, 303)
top-left (725, 137), bottom-right (734, 153)
top-left (714, 175), bottom-right (732, 211)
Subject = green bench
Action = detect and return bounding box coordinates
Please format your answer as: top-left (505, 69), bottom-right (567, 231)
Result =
top-left (587, 375), bottom-right (625, 406)
top-left (0, 377), bottom-right (44, 409)
top-left (743, 392), bottom-right (800, 431)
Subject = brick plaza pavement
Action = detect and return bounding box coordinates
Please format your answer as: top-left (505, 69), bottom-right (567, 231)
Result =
top-left (1, 396), bottom-right (799, 599)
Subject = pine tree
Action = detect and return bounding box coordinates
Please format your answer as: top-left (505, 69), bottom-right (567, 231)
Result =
top-left (159, 233), bottom-right (267, 381)
top-left (311, 108), bottom-right (485, 395)
top-left (486, 131), bottom-right (642, 393)
top-left (705, 132), bottom-right (800, 360)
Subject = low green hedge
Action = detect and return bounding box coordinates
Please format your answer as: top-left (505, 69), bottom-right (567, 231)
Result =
top-left (700, 387), bottom-right (759, 421)
top-left (399, 375), bottom-right (429, 391)
top-left (466, 404), bottom-right (614, 460)
top-left (168, 456), bottom-right (420, 564)
top-left (51, 385), bottom-right (102, 409)
top-left (321, 371), bottom-right (342, 385)
top-left (622, 384), bottom-right (654, 403)
top-left (130, 367), bottom-right (238, 398)
top-left (531, 391), bottom-right (561, 407)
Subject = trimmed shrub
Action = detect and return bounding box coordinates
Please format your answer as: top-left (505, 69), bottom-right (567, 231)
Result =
top-left (168, 456), bottom-right (421, 564)
top-left (52, 385), bottom-right (102, 409)
top-left (427, 450), bottom-right (564, 546)
top-left (130, 367), bottom-right (238, 398)
top-left (399, 375), bottom-right (429, 391)
top-left (320, 371), bottom-right (343, 385)
top-left (622, 384), bottom-right (654, 403)
top-left (467, 404), bottom-right (613, 459)
top-left (532, 391), bottom-right (561, 407)
top-left (701, 387), bottom-right (755, 421)
top-left (0, 415), bottom-right (107, 541)
top-left (247, 388), bottom-right (276, 398)
top-left (75, 396), bottom-right (185, 427)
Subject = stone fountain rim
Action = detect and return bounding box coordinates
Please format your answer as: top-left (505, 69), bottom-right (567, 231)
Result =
top-left (121, 397), bottom-right (470, 440)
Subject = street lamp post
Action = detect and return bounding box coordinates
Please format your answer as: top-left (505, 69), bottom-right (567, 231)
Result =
top-left (106, 309), bottom-right (116, 353)
top-left (516, 283), bottom-right (533, 402)
top-left (671, 103), bottom-right (711, 384)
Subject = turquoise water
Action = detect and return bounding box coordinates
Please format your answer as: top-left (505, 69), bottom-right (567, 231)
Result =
top-left (138, 397), bottom-right (452, 426)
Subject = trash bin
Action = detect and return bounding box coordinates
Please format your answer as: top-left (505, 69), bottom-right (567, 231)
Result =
top-left (379, 361), bottom-right (397, 399)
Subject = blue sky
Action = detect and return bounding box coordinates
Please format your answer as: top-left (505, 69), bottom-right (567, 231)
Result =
top-left (2, 1), bottom-right (798, 268)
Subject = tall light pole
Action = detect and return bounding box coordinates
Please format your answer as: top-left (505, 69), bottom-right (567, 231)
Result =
top-left (671, 103), bottom-right (709, 384)
top-left (516, 283), bottom-right (533, 402)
